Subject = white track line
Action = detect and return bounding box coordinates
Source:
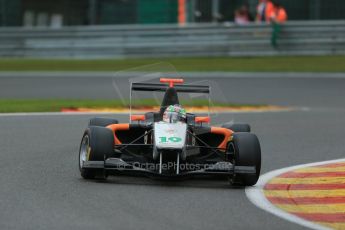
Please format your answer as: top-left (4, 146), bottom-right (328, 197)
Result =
top-left (0, 108), bottom-right (301, 117)
top-left (0, 112), bottom-right (128, 117)
top-left (245, 158), bottom-right (345, 230)
top-left (0, 112), bottom-right (124, 117)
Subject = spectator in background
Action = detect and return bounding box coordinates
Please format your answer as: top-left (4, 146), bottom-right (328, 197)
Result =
top-left (270, 1), bottom-right (288, 47)
top-left (234, 3), bottom-right (254, 25)
top-left (256, 0), bottom-right (274, 23)
top-left (269, 1), bottom-right (288, 24)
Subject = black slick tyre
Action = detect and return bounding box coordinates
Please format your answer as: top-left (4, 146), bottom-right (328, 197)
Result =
top-left (89, 117), bottom-right (118, 127)
top-left (231, 132), bottom-right (261, 186)
top-left (79, 126), bottom-right (114, 179)
top-left (222, 123), bottom-right (251, 132)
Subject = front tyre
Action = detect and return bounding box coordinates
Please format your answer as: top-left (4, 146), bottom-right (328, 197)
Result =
top-left (79, 126), bottom-right (114, 179)
top-left (89, 117), bottom-right (118, 127)
top-left (222, 123), bottom-right (251, 132)
top-left (231, 133), bottom-right (261, 186)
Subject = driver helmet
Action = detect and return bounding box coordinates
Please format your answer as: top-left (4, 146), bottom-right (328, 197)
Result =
top-left (163, 105), bottom-right (186, 123)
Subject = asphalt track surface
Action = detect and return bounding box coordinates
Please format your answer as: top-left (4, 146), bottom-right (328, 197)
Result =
top-left (1, 74), bottom-right (345, 108)
top-left (1, 74), bottom-right (345, 230)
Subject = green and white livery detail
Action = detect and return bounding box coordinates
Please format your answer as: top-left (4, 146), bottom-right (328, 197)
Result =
top-left (154, 122), bottom-right (187, 149)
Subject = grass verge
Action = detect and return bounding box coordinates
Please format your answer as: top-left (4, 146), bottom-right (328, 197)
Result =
top-left (0, 56), bottom-right (344, 72)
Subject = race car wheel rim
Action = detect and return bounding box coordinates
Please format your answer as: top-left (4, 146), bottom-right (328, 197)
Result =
top-left (79, 135), bottom-right (90, 169)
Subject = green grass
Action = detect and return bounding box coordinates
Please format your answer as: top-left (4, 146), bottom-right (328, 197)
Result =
top-left (0, 56), bottom-right (344, 72)
top-left (0, 99), bottom-right (261, 113)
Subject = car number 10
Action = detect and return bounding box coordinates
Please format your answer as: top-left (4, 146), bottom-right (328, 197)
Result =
top-left (159, 136), bottom-right (182, 143)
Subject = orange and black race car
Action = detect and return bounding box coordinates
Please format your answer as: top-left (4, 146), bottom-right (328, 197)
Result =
top-left (78, 78), bottom-right (261, 186)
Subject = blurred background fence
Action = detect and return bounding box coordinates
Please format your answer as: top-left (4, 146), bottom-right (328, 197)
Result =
top-left (0, 21), bottom-right (344, 58)
top-left (0, 0), bottom-right (345, 27)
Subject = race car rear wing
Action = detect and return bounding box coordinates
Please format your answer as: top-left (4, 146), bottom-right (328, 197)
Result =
top-left (131, 82), bottom-right (210, 94)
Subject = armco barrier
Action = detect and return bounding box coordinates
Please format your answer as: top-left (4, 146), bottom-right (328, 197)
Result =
top-left (0, 21), bottom-right (344, 58)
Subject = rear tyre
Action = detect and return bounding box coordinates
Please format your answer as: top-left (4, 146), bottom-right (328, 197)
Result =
top-left (79, 126), bottom-right (115, 179)
top-left (222, 123), bottom-right (251, 132)
top-left (89, 117), bottom-right (118, 127)
top-left (231, 133), bottom-right (261, 186)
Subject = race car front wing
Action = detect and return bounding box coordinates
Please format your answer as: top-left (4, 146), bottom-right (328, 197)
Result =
top-left (82, 158), bottom-right (256, 179)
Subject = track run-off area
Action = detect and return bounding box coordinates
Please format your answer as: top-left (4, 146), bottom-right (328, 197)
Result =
top-left (0, 73), bottom-right (345, 230)
top-left (247, 159), bottom-right (345, 230)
